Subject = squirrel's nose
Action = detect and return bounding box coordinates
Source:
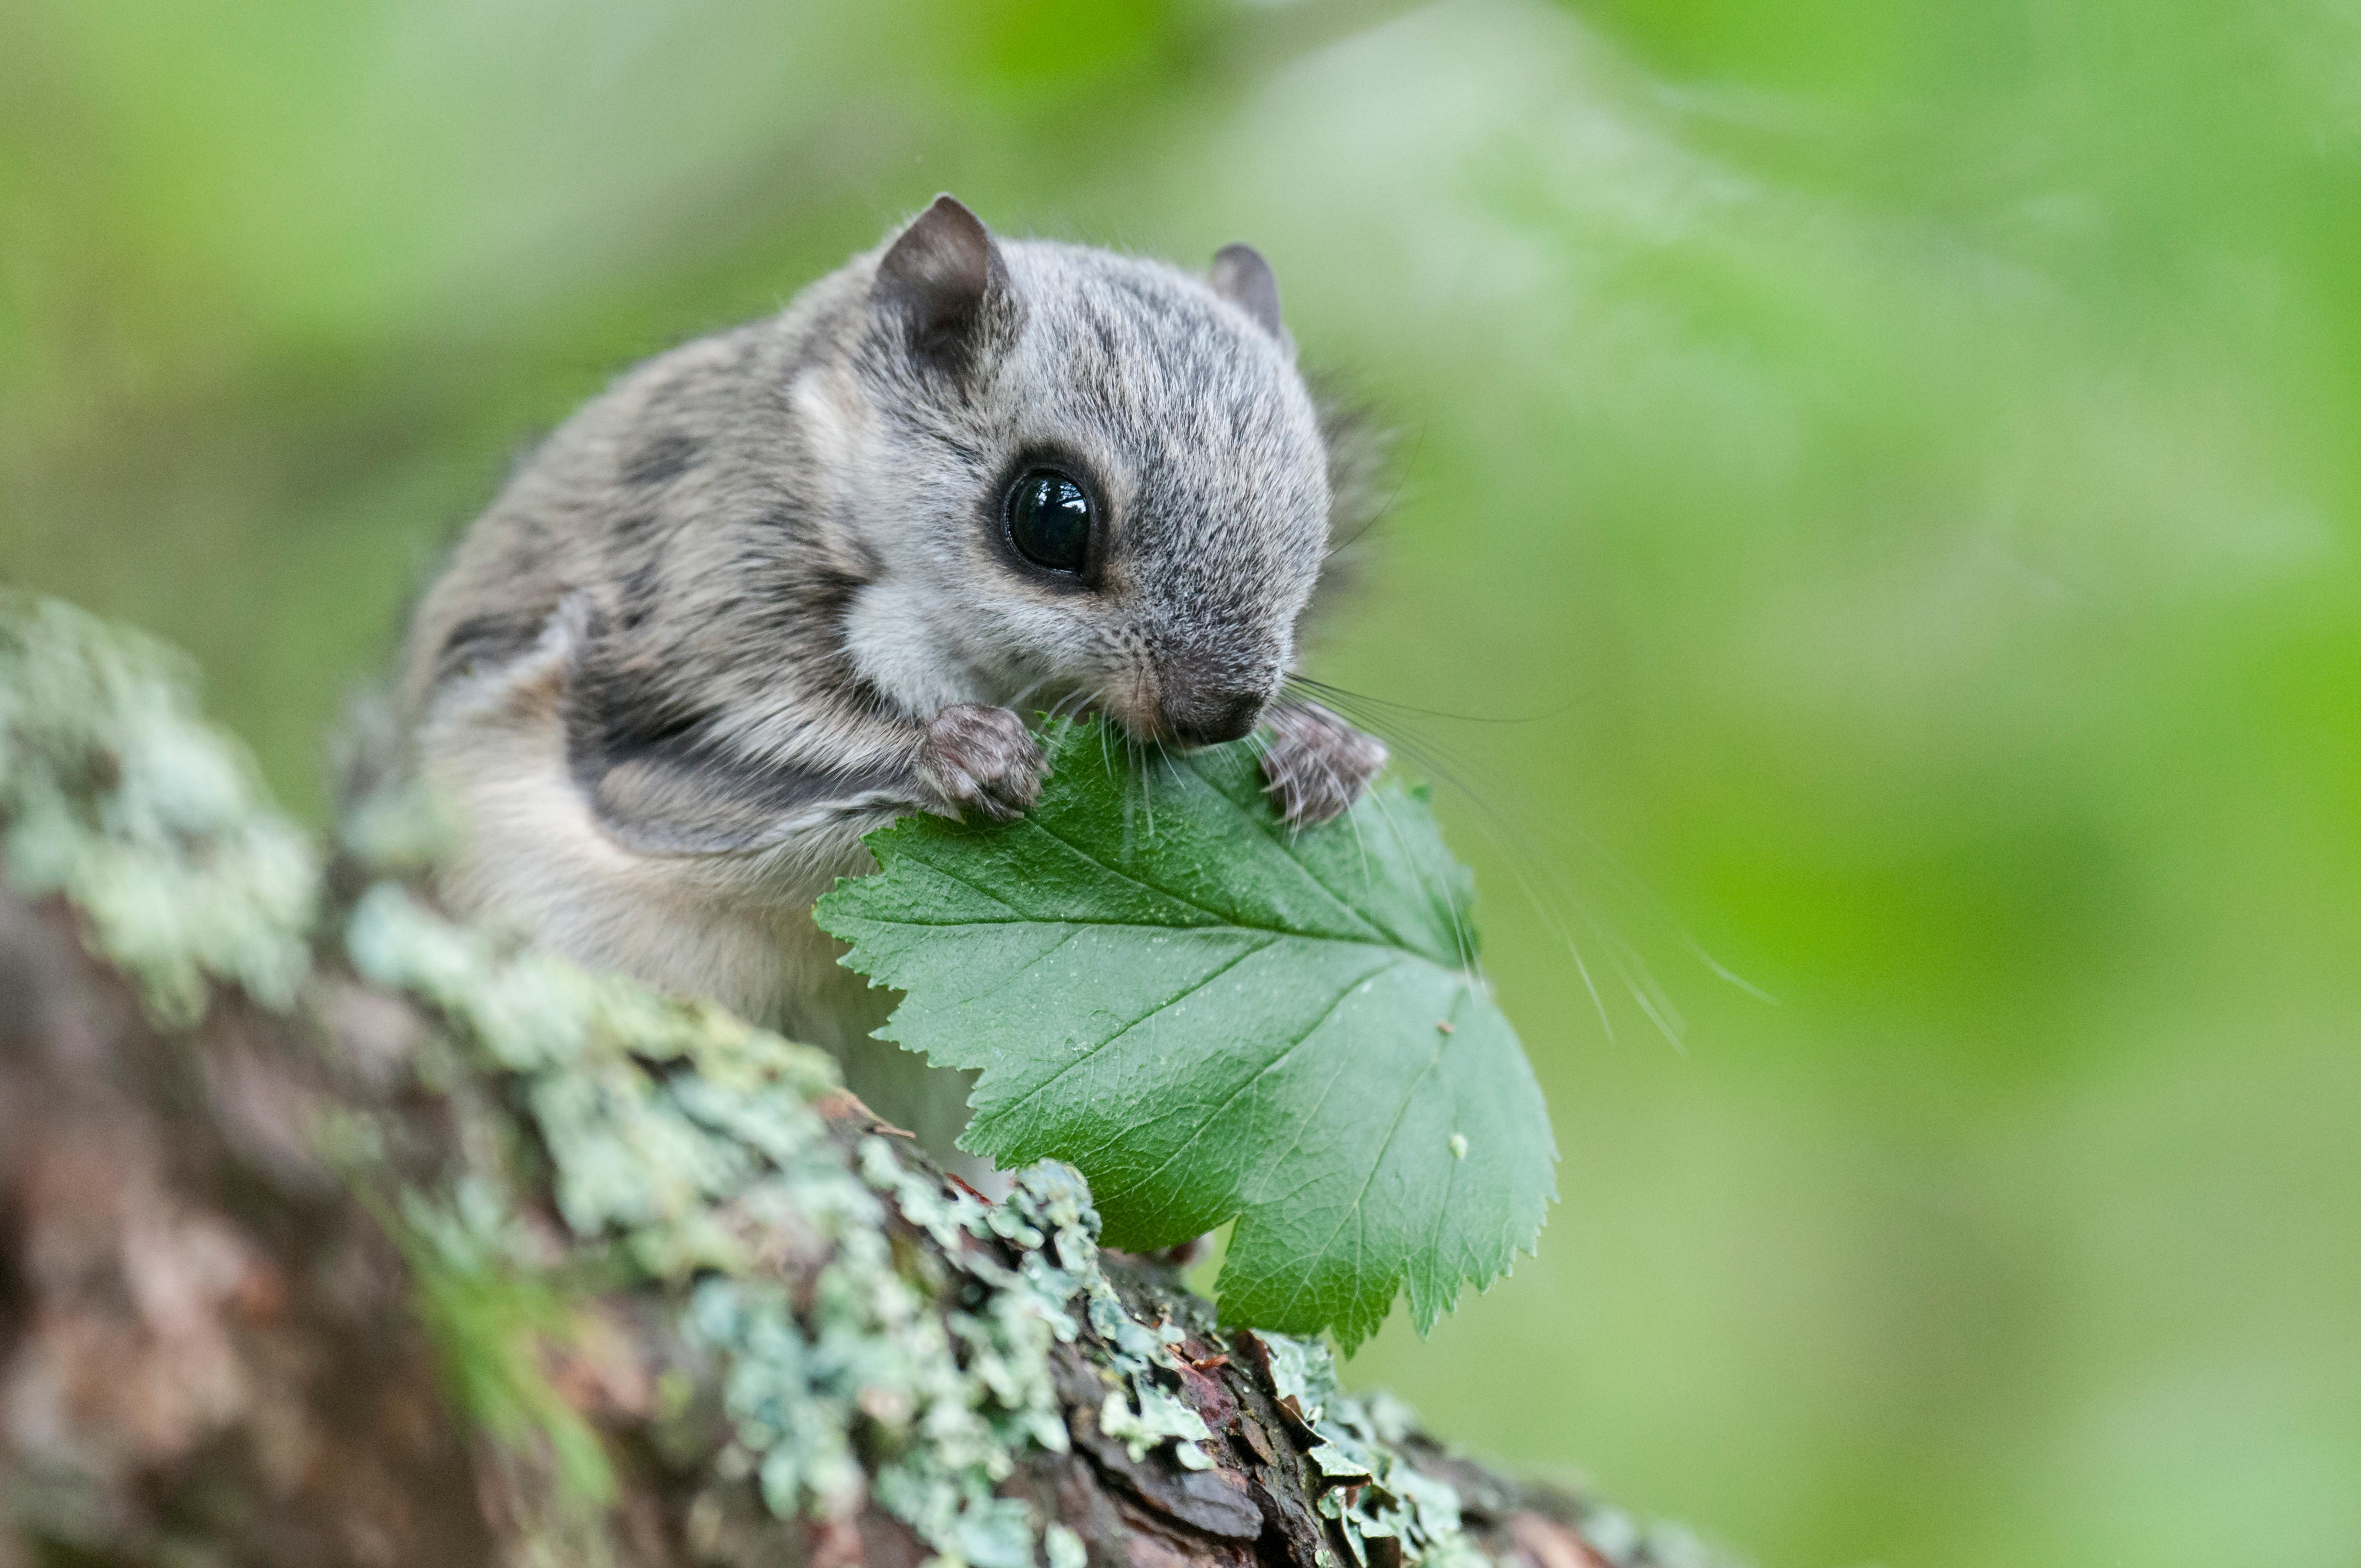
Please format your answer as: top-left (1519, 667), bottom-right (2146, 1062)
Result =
top-left (1164, 690), bottom-right (1266, 747)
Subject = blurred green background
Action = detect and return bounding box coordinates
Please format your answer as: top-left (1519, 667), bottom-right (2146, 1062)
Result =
top-left (6, 0), bottom-right (2358, 1562)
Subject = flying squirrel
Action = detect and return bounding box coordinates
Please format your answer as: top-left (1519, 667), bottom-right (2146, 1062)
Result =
top-left (399, 195), bottom-right (1390, 1136)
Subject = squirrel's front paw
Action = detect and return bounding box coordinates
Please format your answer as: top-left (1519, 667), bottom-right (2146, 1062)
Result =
top-left (1260, 700), bottom-right (1387, 828)
top-left (916, 704), bottom-right (1047, 823)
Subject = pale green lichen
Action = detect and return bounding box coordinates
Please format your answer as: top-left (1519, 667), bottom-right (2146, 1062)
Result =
top-left (348, 880), bottom-right (839, 1277)
top-left (0, 591), bottom-right (315, 1025)
top-left (680, 1150), bottom-right (1077, 1560)
top-left (1043, 1521), bottom-right (1087, 1568)
top-left (1100, 1384), bottom-right (1216, 1467)
top-left (1256, 1333), bottom-right (1482, 1568)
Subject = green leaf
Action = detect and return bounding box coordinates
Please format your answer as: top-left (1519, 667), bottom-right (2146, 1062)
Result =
top-left (815, 720), bottom-right (1556, 1352)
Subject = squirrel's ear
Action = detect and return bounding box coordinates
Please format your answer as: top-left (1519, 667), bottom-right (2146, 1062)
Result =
top-left (873, 194), bottom-right (1014, 374)
top-left (1209, 242), bottom-right (1285, 341)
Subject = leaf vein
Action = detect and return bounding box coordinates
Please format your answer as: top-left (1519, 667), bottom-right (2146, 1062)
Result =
top-left (1102, 955), bottom-right (1397, 1231)
top-left (1268, 1028), bottom-right (1448, 1327)
top-left (970, 935), bottom-right (1280, 1139)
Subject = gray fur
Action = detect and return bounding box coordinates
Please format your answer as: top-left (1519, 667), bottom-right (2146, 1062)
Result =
top-left (401, 195), bottom-right (1388, 1048)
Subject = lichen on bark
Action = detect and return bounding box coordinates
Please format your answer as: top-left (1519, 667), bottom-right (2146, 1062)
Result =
top-left (0, 591), bottom-right (315, 1025)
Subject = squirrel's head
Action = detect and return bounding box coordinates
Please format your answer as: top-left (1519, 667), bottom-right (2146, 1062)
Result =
top-left (825, 195), bottom-right (1331, 745)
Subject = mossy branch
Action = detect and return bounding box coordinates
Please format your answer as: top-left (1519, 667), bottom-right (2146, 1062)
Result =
top-left (0, 592), bottom-right (1729, 1568)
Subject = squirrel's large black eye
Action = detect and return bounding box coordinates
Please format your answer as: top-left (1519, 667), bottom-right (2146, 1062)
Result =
top-left (1004, 469), bottom-right (1094, 575)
